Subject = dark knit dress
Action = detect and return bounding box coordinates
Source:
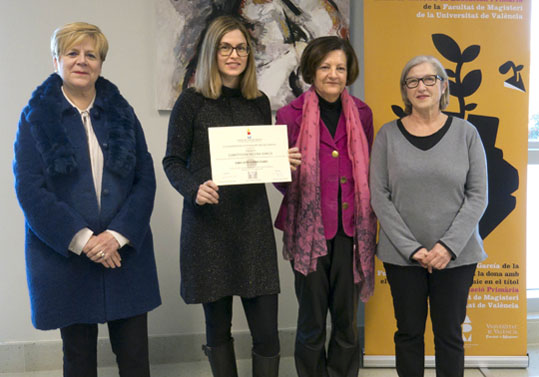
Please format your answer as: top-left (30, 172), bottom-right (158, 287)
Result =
top-left (163, 87), bottom-right (280, 304)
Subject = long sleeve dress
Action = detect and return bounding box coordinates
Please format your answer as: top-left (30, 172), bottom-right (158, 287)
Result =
top-left (163, 87), bottom-right (280, 304)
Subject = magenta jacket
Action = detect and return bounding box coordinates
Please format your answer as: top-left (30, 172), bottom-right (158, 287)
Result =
top-left (274, 92), bottom-right (373, 239)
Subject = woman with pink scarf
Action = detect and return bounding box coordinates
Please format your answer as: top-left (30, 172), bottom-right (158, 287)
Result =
top-left (274, 36), bottom-right (376, 377)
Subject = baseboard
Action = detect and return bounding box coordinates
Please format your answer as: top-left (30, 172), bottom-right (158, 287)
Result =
top-left (0, 328), bottom-right (297, 373)
top-left (5, 322), bottom-right (535, 373)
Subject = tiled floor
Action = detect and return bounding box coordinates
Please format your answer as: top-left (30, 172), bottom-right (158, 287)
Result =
top-left (1, 349), bottom-right (538, 377)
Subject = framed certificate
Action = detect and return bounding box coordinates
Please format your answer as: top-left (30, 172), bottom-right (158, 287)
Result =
top-left (208, 125), bottom-right (291, 186)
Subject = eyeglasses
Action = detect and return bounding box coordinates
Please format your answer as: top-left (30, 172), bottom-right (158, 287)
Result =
top-left (217, 44), bottom-right (250, 57)
top-left (403, 75), bottom-right (443, 89)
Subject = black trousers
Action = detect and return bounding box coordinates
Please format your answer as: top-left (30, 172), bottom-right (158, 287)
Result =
top-left (60, 313), bottom-right (150, 377)
top-left (292, 233), bottom-right (359, 377)
top-left (384, 263), bottom-right (477, 377)
top-left (202, 294), bottom-right (280, 357)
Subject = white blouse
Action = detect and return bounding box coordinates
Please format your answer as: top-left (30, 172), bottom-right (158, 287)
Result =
top-left (63, 87), bottom-right (129, 255)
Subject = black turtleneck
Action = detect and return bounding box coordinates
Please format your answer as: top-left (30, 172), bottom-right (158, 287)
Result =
top-left (318, 93), bottom-right (342, 138)
top-left (222, 85), bottom-right (242, 97)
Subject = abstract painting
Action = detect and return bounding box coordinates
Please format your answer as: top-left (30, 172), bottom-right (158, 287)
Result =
top-left (155, 0), bottom-right (350, 110)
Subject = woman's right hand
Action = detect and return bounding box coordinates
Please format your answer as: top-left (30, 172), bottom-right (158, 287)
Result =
top-left (196, 180), bottom-right (219, 205)
top-left (288, 147), bottom-right (302, 171)
top-left (412, 247), bottom-right (432, 273)
top-left (83, 233), bottom-right (122, 268)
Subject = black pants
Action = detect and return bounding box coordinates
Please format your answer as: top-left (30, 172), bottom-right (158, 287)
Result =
top-left (60, 313), bottom-right (149, 377)
top-left (384, 263), bottom-right (477, 377)
top-left (293, 233), bottom-right (359, 377)
top-left (202, 294), bottom-right (280, 357)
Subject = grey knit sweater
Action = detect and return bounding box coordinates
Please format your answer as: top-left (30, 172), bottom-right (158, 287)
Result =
top-left (369, 117), bottom-right (488, 267)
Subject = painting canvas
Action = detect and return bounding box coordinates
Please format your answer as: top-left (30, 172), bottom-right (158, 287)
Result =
top-left (155, 0), bottom-right (350, 110)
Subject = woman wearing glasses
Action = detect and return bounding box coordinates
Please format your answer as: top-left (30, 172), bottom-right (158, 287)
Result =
top-left (369, 55), bottom-right (488, 377)
top-left (163, 16), bottom-right (280, 377)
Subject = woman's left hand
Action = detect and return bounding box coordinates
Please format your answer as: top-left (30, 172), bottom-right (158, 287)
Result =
top-left (288, 147), bottom-right (302, 171)
top-left (424, 243), bottom-right (452, 270)
top-left (83, 232), bottom-right (122, 268)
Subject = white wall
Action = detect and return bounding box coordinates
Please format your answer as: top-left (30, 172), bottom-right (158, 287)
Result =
top-left (0, 0), bottom-right (364, 343)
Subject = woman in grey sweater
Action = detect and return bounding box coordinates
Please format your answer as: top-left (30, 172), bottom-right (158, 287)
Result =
top-left (369, 55), bottom-right (488, 377)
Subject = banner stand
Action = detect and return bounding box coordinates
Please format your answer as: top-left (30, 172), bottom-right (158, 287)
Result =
top-left (363, 0), bottom-right (531, 367)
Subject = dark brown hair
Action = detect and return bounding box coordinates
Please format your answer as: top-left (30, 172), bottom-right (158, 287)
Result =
top-left (299, 36), bottom-right (359, 85)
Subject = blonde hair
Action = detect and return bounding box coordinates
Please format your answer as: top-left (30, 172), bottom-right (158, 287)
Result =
top-left (400, 55), bottom-right (450, 115)
top-left (51, 22), bottom-right (109, 61)
top-left (193, 16), bottom-right (260, 100)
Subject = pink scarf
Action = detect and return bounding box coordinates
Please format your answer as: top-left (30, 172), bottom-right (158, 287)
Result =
top-left (283, 87), bottom-right (377, 302)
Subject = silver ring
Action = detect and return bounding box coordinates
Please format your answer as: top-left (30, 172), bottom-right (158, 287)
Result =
top-left (99, 251), bottom-right (105, 259)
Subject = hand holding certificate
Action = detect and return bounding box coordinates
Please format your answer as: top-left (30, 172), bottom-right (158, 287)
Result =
top-left (208, 125), bottom-right (292, 186)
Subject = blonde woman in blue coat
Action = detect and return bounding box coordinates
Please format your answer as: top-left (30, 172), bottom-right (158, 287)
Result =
top-left (13, 22), bottom-right (160, 377)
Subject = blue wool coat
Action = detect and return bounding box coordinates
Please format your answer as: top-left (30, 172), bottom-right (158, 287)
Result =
top-left (13, 74), bottom-right (161, 330)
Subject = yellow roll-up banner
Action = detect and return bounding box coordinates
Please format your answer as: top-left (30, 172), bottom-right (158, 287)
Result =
top-left (364, 0), bottom-right (530, 368)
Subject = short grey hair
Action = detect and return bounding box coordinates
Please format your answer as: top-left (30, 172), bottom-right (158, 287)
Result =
top-left (400, 55), bottom-right (450, 115)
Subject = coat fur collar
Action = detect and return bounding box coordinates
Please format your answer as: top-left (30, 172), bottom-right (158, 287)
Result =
top-left (25, 73), bottom-right (136, 177)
